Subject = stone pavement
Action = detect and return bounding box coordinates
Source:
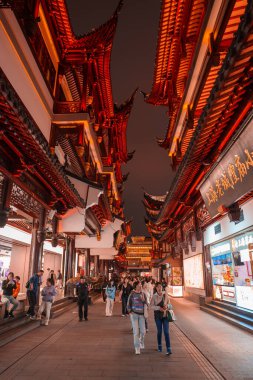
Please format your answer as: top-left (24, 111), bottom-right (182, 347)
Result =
top-left (0, 298), bottom-right (252, 380)
top-left (172, 298), bottom-right (253, 380)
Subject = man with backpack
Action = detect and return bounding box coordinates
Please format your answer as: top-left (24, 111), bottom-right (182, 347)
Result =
top-left (26, 270), bottom-right (44, 319)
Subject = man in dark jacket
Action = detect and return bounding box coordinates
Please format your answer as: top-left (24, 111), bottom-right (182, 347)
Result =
top-left (26, 270), bottom-right (44, 319)
top-left (76, 277), bottom-right (89, 321)
top-left (2, 272), bottom-right (19, 318)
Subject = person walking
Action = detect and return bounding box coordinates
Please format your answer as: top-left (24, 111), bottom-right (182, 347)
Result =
top-left (101, 277), bottom-right (108, 302)
top-left (49, 270), bottom-right (56, 286)
top-left (105, 280), bottom-right (116, 317)
top-left (36, 278), bottom-right (57, 325)
top-left (127, 281), bottom-right (147, 355)
top-left (76, 277), bottom-right (89, 321)
top-left (2, 272), bottom-right (19, 319)
top-left (26, 270), bottom-right (44, 320)
top-left (56, 270), bottom-right (63, 289)
top-left (150, 282), bottom-right (172, 355)
top-left (119, 278), bottom-right (132, 317)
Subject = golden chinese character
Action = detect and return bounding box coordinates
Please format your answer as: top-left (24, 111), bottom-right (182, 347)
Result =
top-left (206, 191), bottom-right (213, 206)
top-left (215, 179), bottom-right (224, 197)
top-left (235, 155), bottom-right (247, 182)
top-left (220, 172), bottom-right (232, 190)
top-left (245, 149), bottom-right (253, 169)
top-left (228, 164), bottom-right (239, 187)
top-left (206, 185), bottom-right (218, 205)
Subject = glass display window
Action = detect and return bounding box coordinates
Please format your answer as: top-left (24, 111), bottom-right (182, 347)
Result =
top-left (210, 231), bottom-right (253, 310)
top-left (183, 254), bottom-right (204, 289)
top-left (167, 264), bottom-right (183, 297)
top-left (210, 241), bottom-right (234, 287)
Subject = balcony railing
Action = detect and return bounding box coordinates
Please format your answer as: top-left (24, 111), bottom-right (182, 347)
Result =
top-left (12, 0), bottom-right (56, 95)
top-left (53, 101), bottom-right (84, 114)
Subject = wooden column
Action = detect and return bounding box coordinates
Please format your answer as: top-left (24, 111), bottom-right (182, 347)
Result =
top-left (63, 237), bottom-right (70, 295)
top-left (61, 244), bottom-right (67, 289)
top-left (29, 208), bottom-right (46, 277)
top-left (94, 255), bottom-right (99, 276)
top-left (29, 218), bottom-right (39, 278)
top-left (66, 237), bottom-right (74, 280)
top-left (85, 249), bottom-right (90, 277)
top-left (0, 177), bottom-right (13, 228)
top-left (99, 259), bottom-right (104, 275)
top-left (104, 260), bottom-right (109, 278)
top-left (70, 237), bottom-right (76, 278)
top-left (203, 244), bottom-right (213, 298)
top-left (65, 236), bottom-right (71, 279)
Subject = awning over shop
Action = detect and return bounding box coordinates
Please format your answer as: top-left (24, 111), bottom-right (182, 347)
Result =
top-left (0, 225), bottom-right (63, 254)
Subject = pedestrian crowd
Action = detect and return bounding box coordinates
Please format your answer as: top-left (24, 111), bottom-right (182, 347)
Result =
top-left (1, 271), bottom-right (175, 355)
top-left (1, 269), bottom-right (63, 326)
top-left (101, 275), bottom-right (174, 355)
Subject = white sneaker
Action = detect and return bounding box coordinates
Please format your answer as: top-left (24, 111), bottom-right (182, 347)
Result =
top-left (140, 342), bottom-right (145, 349)
top-left (44, 321), bottom-right (49, 326)
top-left (135, 348), bottom-right (141, 355)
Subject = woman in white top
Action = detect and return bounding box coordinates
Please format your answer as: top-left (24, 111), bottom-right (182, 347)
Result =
top-left (150, 282), bottom-right (172, 355)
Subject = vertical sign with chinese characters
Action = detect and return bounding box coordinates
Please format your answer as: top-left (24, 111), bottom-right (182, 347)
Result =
top-left (200, 122), bottom-right (253, 217)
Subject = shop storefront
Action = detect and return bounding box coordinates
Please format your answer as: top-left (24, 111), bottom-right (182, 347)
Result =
top-left (210, 231), bottom-right (253, 310)
top-left (183, 252), bottom-right (205, 300)
top-left (164, 261), bottom-right (183, 297)
top-left (204, 197), bottom-right (253, 312)
top-left (200, 116), bottom-right (253, 312)
top-left (0, 225), bottom-right (63, 293)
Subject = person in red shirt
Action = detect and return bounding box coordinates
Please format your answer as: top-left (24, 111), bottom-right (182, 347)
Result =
top-left (13, 276), bottom-right (21, 299)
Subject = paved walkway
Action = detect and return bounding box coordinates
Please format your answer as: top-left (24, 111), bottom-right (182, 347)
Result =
top-left (0, 298), bottom-right (252, 380)
top-left (173, 298), bottom-right (253, 380)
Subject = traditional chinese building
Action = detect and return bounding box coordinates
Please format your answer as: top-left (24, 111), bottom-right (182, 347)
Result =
top-left (0, 0), bottom-right (134, 294)
top-left (144, 0), bottom-right (253, 319)
top-left (126, 236), bottom-right (152, 274)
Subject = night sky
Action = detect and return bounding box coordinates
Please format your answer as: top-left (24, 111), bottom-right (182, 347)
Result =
top-left (66, 0), bottom-right (174, 235)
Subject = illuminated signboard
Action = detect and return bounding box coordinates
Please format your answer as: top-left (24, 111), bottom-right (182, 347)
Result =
top-left (200, 120), bottom-right (253, 217)
top-left (183, 254), bottom-right (204, 289)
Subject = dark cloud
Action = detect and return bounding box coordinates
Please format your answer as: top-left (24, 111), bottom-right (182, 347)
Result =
top-left (67, 0), bottom-right (174, 235)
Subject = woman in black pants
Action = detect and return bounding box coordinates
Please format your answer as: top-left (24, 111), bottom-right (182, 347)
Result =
top-left (150, 282), bottom-right (172, 355)
top-left (119, 278), bottom-right (132, 316)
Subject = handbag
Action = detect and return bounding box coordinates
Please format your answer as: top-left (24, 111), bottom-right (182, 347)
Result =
top-left (166, 307), bottom-right (176, 322)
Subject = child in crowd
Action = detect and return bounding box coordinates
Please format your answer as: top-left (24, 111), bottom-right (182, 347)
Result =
top-left (13, 276), bottom-right (21, 299)
top-left (36, 278), bottom-right (57, 325)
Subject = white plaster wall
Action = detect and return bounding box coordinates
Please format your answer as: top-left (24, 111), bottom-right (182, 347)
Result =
top-left (0, 10), bottom-right (53, 141)
top-left (10, 244), bottom-right (30, 293)
top-left (75, 219), bottom-right (123, 249)
top-left (43, 252), bottom-right (62, 286)
top-left (203, 198), bottom-right (253, 246)
top-left (90, 248), bottom-right (117, 259)
top-left (183, 240), bottom-right (203, 259)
